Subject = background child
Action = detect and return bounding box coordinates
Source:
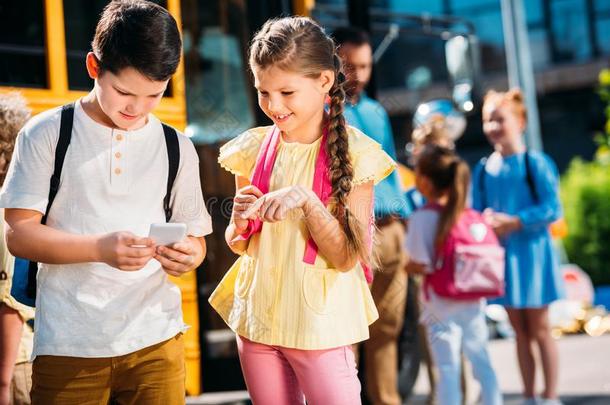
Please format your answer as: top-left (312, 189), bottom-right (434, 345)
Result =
top-left (209, 16), bottom-right (395, 404)
top-left (404, 117), bottom-right (471, 405)
top-left (473, 89), bottom-right (564, 405)
top-left (405, 115), bottom-right (457, 212)
top-left (405, 145), bottom-right (502, 405)
top-left (0, 93), bottom-right (33, 405)
top-left (0, 2), bottom-right (212, 403)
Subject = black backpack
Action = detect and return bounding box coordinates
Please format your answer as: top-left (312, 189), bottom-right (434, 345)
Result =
top-left (10, 103), bottom-right (180, 307)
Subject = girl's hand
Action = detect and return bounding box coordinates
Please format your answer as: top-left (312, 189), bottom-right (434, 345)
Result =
top-left (405, 260), bottom-right (428, 275)
top-left (232, 185), bottom-right (264, 233)
top-left (487, 210), bottom-right (522, 238)
top-left (155, 238), bottom-right (198, 277)
top-left (97, 232), bottom-right (155, 271)
top-left (243, 185), bottom-right (312, 223)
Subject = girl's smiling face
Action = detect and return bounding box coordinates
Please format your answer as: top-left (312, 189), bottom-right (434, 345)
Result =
top-left (252, 65), bottom-right (334, 142)
top-left (482, 101), bottom-right (525, 153)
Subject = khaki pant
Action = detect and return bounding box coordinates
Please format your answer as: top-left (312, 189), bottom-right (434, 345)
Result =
top-left (31, 334), bottom-right (185, 405)
top-left (10, 362), bottom-right (32, 405)
top-left (364, 220), bottom-right (408, 405)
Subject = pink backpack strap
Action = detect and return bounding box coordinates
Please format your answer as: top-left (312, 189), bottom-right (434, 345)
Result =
top-left (235, 126), bottom-right (373, 283)
top-left (234, 126), bottom-right (280, 241)
top-left (304, 138), bottom-right (375, 283)
top-left (303, 129), bottom-right (330, 264)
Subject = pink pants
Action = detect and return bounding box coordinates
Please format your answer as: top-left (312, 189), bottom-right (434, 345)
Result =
top-left (236, 335), bottom-right (361, 405)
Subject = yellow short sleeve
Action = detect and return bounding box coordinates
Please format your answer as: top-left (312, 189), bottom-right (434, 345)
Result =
top-left (218, 126), bottom-right (269, 179)
top-left (347, 126), bottom-right (396, 185)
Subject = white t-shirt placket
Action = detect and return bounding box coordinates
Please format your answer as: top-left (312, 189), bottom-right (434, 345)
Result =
top-left (110, 129), bottom-right (129, 194)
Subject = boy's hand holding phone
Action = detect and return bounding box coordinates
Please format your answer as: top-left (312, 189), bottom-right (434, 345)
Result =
top-left (154, 239), bottom-right (198, 277)
top-left (97, 232), bottom-right (156, 271)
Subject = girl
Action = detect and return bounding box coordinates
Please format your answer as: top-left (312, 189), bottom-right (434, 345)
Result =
top-left (0, 93), bottom-right (34, 405)
top-left (405, 145), bottom-right (502, 405)
top-left (209, 17), bottom-right (395, 404)
top-left (405, 115), bottom-right (456, 212)
top-left (473, 89), bottom-right (564, 405)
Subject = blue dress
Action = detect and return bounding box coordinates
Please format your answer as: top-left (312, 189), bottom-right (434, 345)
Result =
top-left (472, 151), bottom-right (565, 308)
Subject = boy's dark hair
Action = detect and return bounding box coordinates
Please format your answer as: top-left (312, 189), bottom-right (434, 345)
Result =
top-left (92, 0), bottom-right (182, 81)
top-left (331, 27), bottom-right (370, 48)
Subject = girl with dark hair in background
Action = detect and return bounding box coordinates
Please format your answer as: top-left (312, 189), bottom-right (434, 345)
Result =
top-left (406, 145), bottom-right (502, 405)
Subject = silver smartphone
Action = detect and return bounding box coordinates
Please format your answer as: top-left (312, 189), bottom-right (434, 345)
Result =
top-left (148, 223), bottom-right (187, 246)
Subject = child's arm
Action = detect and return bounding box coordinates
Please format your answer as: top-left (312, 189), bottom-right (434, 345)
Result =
top-left (5, 208), bottom-right (155, 270)
top-left (240, 181), bottom-right (374, 270)
top-left (404, 210), bottom-right (434, 274)
top-left (225, 176), bottom-right (262, 255)
top-left (301, 181), bottom-right (373, 271)
top-left (515, 153), bottom-right (562, 231)
top-left (405, 260), bottom-right (427, 275)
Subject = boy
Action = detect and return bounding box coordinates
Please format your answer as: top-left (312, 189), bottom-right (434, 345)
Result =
top-left (0, 1), bottom-right (212, 404)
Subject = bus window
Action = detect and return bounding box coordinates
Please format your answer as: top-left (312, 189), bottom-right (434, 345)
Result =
top-left (0, 1), bottom-right (47, 88)
top-left (63, 0), bottom-right (172, 95)
top-left (180, 0), bottom-right (255, 144)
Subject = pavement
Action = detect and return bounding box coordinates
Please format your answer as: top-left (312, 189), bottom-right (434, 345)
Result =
top-left (187, 333), bottom-right (610, 405)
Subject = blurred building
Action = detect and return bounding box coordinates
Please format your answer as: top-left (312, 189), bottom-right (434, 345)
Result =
top-left (313, 0), bottom-right (610, 170)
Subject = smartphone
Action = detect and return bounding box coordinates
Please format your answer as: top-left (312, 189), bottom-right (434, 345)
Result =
top-left (148, 223), bottom-right (187, 246)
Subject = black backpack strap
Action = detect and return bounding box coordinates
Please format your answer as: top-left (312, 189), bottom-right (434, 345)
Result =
top-left (524, 152), bottom-right (539, 203)
top-left (42, 103), bottom-right (74, 224)
top-left (27, 102), bottom-right (75, 300)
top-left (162, 124), bottom-right (180, 222)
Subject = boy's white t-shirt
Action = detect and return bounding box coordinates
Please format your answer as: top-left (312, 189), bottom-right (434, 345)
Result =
top-left (405, 209), bottom-right (483, 323)
top-left (0, 100), bottom-right (213, 358)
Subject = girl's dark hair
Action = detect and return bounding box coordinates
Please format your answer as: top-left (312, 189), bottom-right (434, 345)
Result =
top-left (92, 0), bottom-right (182, 81)
top-left (249, 16), bottom-right (369, 264)
top-left (331, 27), bottom-right (371, 48)
top-left (417, 145), bottom-right (470, 247)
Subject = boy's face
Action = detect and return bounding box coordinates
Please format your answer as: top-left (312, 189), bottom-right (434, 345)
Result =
top-left (87, 54), bottom-right (168, 130)
top-left (337, 43), bottom-right (373, 101)
top-left (252, 65), bottom-right (333, 139)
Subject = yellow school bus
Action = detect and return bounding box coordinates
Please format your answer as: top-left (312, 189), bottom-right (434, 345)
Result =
top-left (1, 0), bottom-right (315, 396)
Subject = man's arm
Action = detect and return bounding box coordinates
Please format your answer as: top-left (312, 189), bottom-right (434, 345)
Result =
top-left (5, 208), bottom-right (155, 270)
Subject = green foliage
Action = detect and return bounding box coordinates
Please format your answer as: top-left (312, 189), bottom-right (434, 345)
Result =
top-left (560, 69), bottom-right (610, 285)
top-left (561, 159), bottom-right (610, 285)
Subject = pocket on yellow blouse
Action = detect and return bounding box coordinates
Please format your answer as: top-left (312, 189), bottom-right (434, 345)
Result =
top-left (302, 267), bottom-right (340, 315)
top-left (235, 255), bottom-right (256, 299)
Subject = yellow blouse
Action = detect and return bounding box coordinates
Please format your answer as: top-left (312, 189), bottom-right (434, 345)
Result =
top-left (209, 125), bottom-right (395, 350)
